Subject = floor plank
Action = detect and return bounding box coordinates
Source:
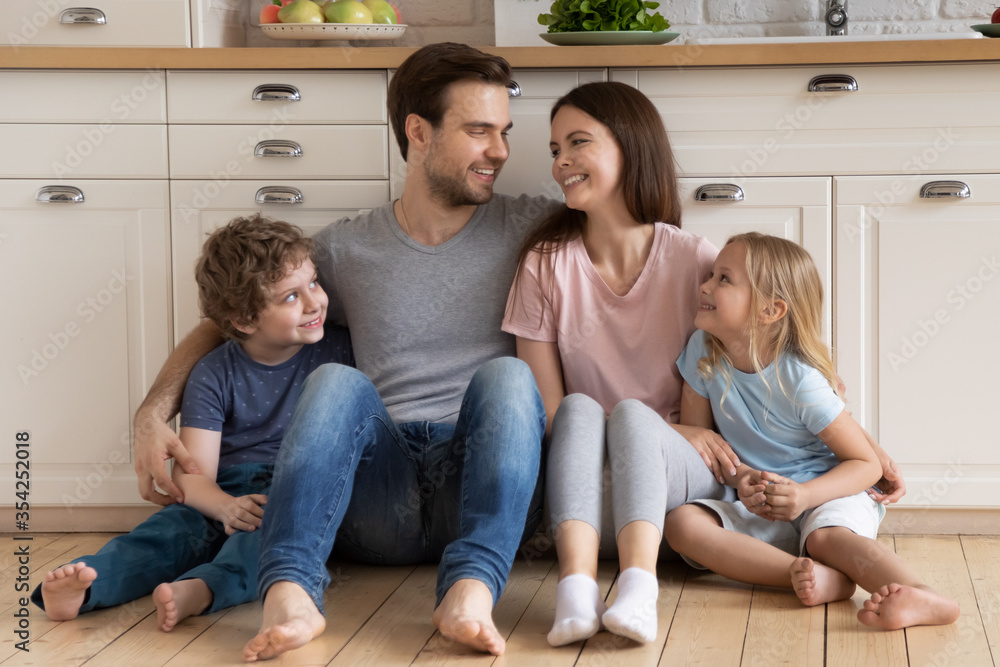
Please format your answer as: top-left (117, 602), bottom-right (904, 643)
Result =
top-left (742, 586), bottom-right (824, 665)
top-left (825, 535), bottom-right (907, 667)
top-left (962, 535), bottom-right (1000, 660)
top-left (896, 535), bottom-right (993, 666)
top-left (659, 571), bottom-right (753, 666)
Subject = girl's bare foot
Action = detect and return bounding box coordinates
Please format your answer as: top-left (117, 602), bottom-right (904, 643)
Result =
top-left (790, 557), bottom-right (855, 606)
top-left (433, 579), bottom-right (505, 655)
top-left (243, 581), bottom-right (325, 662)
top-left (153, 579), bottom-right (213, 632)
top-left (858, 583), bottom-right (960, 630)
top-left (40, 562), bottom-right (97, 621)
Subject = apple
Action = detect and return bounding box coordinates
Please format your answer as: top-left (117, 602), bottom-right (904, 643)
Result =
top-left (324, 0), bottom-right (373, 23)
top-left (992, 6), bottom-right (1000, 23)
top-left (390, 3), bottom-right (402, 23)
top-left (363, 0), bottom-right (396, 24)
top-left (277, 0), bottom-right (325, 23)
top-left (260, 3), bottom-right (281, 23)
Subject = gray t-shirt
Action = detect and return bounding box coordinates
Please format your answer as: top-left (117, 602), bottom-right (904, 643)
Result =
top-left (313, 193), bottom-right (559, 424)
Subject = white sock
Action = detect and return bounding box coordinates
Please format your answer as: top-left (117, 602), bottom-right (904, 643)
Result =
top-left (602, 567), bottom-right (659, 643)
top-left (547, 574), bottom-right (606, 647)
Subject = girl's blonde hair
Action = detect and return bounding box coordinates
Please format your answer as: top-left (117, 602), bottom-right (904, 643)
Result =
top-left (698, 232), bottom-right (840, 410)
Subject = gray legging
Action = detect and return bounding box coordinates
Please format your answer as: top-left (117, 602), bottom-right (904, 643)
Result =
top-left (548, 393), bottom-right (733, 556)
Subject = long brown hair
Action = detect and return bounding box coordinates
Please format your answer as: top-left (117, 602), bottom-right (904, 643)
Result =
top-left (508, 81), bottom-right (680, 323)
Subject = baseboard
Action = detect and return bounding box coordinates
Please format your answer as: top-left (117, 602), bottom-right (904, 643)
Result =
top-left (2, 505), bottom-right (1000, 535)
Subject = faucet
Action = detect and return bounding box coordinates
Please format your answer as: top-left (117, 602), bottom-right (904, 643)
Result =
top-left (826, 0), bottom-right (848, 35)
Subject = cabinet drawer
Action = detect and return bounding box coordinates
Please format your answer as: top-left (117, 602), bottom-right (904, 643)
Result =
top-left (0, 124), bottom-right (167, 178)
top-left (620, 64), bottom-right (1000, 176)
top-left (168, 125), bottom-right (388, 179)
top-left (167, 71), bottom-right (387, 124)
top-left (1, 0), bottom-right (189, 47)
top-left (0, 71), bottom-right (166, 123)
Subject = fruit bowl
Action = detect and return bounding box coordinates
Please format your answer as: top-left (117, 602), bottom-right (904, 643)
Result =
top-left (261, 23), bottom-right (406, 40)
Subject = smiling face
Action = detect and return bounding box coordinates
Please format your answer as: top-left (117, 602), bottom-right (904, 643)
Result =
top-left (422, 79), bottom-right (512, 206)
top-left (549, 104), bottom-right (625, 216)
top-left (237, 258), bottom-right (328, 365)
top-left (696, 241), bottom-right (754, 347)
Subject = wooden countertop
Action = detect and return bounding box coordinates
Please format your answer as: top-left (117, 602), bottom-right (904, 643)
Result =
top-left (1, 38), bottom-right (999, 70)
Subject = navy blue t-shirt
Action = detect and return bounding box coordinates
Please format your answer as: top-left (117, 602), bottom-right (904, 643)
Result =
top-left (179, 326), bottom-right (353, 468)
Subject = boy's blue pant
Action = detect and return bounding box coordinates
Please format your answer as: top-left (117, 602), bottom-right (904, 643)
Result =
top-left (31, 462), bottom-right (273, 615)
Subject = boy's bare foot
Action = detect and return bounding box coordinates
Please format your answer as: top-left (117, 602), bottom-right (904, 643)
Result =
top-left (40, 562), bottom-right (97, 621)
top-left (858, 583), bottom-right (960, 630)
top-left (790, 557), bottom-right (855, 606)
top-left (153, 579), bottom-right (213, 632)
top-left (243, 581), bottom-right (325, 662)
top-left (432, 579), bottom-right (505, 656)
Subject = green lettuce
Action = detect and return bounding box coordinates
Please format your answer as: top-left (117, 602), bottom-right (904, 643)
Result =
top-left (538, 0), bottom-right (670, 33)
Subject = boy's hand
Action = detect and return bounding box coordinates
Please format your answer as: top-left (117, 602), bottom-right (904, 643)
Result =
top-left (758, 472), bottom-right (810, 522)
top-left (133, 410), bottom-right (200, 506)
top-left (737, 470), bottom-right (768, 514)
top-left (674, 424), bottom-right (741, 484)
top-left (219, 494), bottom-right (268, 535)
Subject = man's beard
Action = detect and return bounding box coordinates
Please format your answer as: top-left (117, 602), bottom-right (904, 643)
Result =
top-left (424, 149), bottom-right (498, 207)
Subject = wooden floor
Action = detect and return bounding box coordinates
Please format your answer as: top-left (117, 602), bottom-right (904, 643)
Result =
top-left (1, 533), bottom-right (998, 666)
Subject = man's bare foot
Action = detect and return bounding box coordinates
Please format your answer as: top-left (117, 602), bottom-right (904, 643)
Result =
top-left (432, 579), bottom-right (504, 656)
top-left (243, 581), bottom-right (325, 662)
top-left (858, 583), bottom-right (960, 630)
top-left (40, 562), bottom-right (97, 621)
top-left (790, 557), bottom-right (855, 606)
top-left (153, 579), bottom-right (213, 632)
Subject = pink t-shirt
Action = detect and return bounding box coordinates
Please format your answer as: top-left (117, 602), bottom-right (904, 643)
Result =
top-left (503, 222), bottom-right (717, 423)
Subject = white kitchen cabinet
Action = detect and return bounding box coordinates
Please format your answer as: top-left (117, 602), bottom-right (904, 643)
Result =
top-left (0, 180), bottom-right (170, 505)
top-left (835, 174), bottom-right (1000, 508)
top-left (1, 0), bottom-right (190, 47)
top-left (170, 180), bottom-right (390, 341)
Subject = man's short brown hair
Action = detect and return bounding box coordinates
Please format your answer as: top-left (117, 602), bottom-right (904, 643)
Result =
top-left (195, 215), bottom-right (314, 341)
top-left (388, 42), bottom-right (513, 162)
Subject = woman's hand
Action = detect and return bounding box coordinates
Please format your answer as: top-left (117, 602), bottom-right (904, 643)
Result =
top-left (673, 424), bottom-right (740, 485)
top-left (869, 455), bottom-right (906, 505)
top-left (218, 494), bottom-right (268, 535)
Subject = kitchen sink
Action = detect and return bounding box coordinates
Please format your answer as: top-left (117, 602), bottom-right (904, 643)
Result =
top-left (688, 33), bottom-right (983, 45)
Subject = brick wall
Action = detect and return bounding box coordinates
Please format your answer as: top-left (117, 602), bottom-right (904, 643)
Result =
top-left (245, 0), bottom-right (997, 47)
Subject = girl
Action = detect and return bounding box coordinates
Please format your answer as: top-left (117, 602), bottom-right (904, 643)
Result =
top-left (503, 81), bottom-right (739, 646)
top-left (666, 232), bottom-right (959, 630)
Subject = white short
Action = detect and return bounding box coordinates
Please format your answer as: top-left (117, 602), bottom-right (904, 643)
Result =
top-left (682, 491), bottom-right (886, 569)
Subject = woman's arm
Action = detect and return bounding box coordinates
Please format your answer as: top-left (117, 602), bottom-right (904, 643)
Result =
top-left (133, 320), bottom-right (225, 505)
top-left (861, 426), bottom-right (906, 504)
top-left (761, 410), bottom-right (882, 521)
top-left (515, 337), bottom-right (565, 438)
top-left (173, 427), bottom-right (266, 535)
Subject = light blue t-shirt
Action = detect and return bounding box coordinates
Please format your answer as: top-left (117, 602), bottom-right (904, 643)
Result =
top-left (676, 330), bottom-right (845, 484)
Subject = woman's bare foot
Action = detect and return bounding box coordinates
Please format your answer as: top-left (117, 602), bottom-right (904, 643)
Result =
top-left (432, 579), bottom-right (504, 655)
top-left (153, 579), bottom-right (213, 632)
top-left (858, 583), bottom-right (960, 630)
top-left (40, 562), bottom-right (97, 621)
top-left (243, 581), bottom-right (325, 662)
top-left (790, 557), bottom-right (855, 606)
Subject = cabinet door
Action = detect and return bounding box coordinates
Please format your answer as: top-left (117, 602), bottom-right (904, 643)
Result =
top-left (679, 177), bottom-right (833, 342)
top-left (836, 174), bottom-right (1000, 507)
top-left (170, 180), bottom-right (390, 341)
top-left (0, 180), bottom-right (170, 504)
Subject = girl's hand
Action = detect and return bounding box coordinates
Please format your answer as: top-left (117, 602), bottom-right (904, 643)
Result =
top-left (758, 472), bottom-right (810, 522)
top-left (673, 424), bottom-right (740, 484)
top-left (219, 494), bottom-right (268, 535)
top-left (737, 470), bottom-right (768, 514)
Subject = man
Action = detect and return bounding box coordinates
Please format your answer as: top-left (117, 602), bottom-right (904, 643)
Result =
top-left (132, 42), bottom-right (558, 660)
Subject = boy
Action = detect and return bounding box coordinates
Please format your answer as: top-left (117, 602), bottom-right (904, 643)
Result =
top-left (33, 215), bottom-right (352, 632)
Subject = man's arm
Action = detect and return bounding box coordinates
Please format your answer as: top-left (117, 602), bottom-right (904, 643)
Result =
top-left (133, 320), bottom-right (225, 505)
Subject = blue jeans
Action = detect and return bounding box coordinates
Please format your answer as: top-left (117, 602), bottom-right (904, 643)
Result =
top-left (257, 357), bottom-right (545, 614)
top-left (31, 462), bottom-right (273, 614)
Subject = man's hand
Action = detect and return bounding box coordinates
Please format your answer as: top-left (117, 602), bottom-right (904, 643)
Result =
top-left (759, 471), bottom-right (810, 522)
top-left (674, 424), bottom-right (740, 484)
top-left (219, 494), bottom-right (268, 535)
top-left (133, 410), bottom-right (200, 506)
top-left (869, 455), bottom-right (906, 505)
